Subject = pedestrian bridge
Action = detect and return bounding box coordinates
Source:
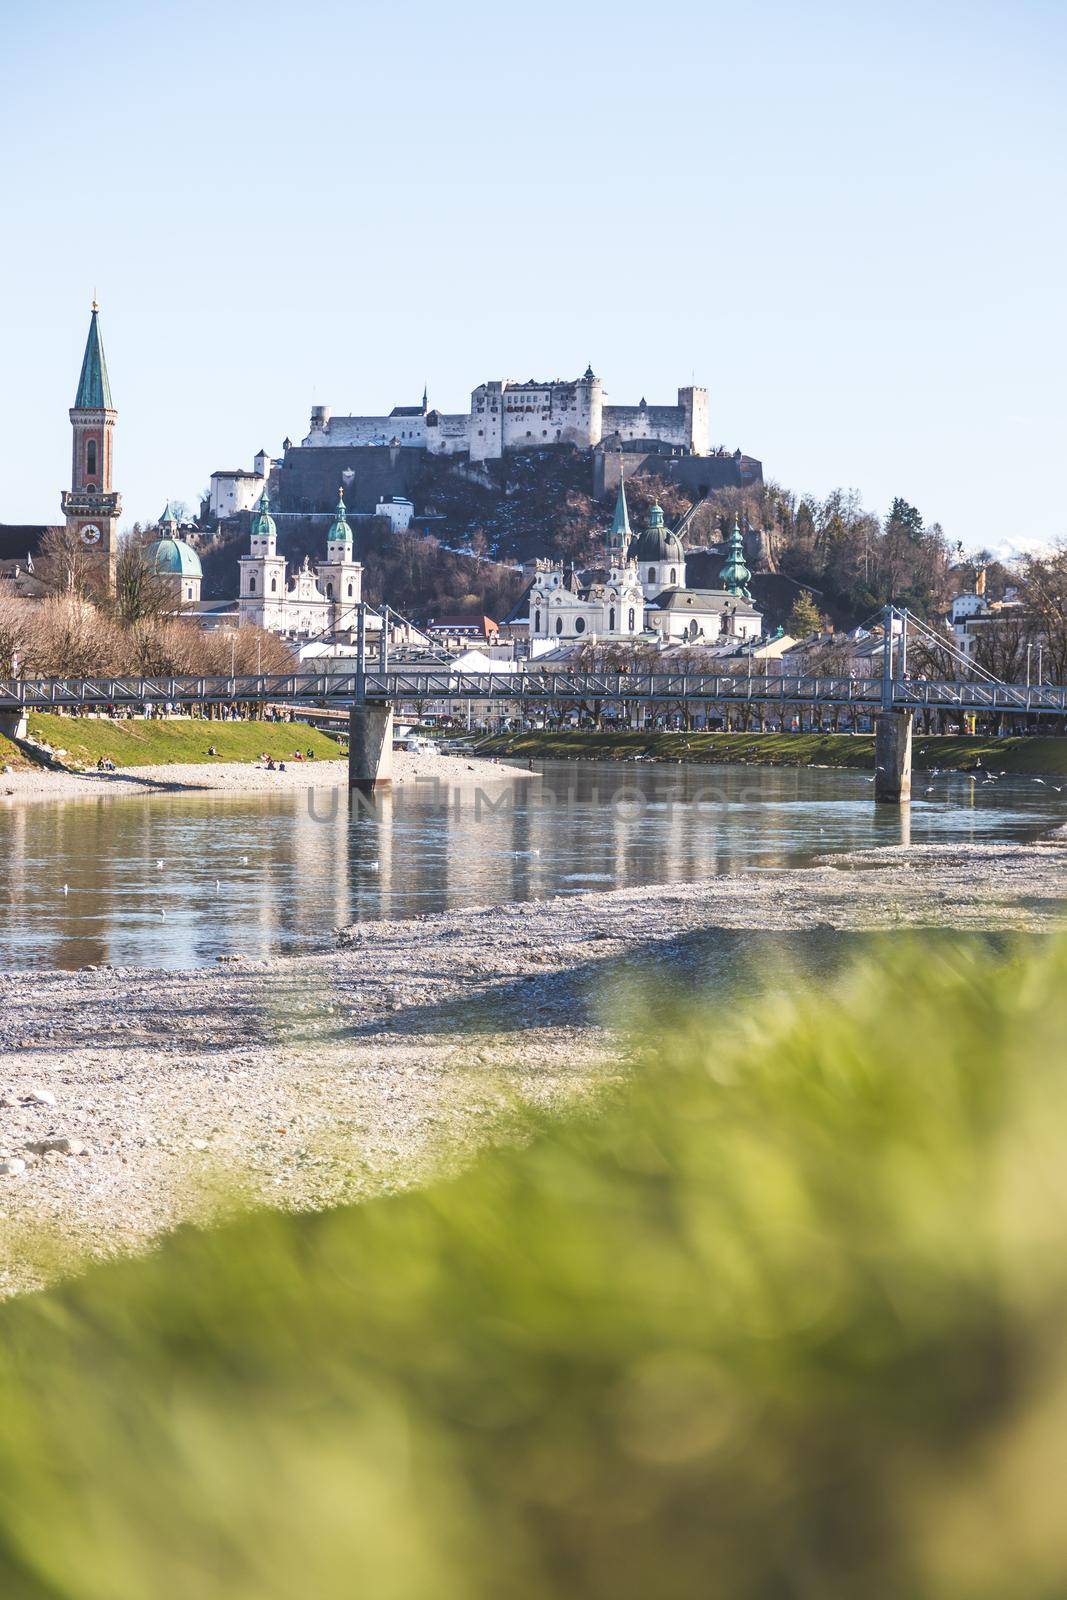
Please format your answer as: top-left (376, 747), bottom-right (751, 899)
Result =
top-left (1, 667), bottom-right (1065, 718)
top-left (3, 663), bottom-right (1064, 806)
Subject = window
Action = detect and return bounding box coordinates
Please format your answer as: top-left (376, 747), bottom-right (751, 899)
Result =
top-left (555, 617), bottom-right (563, 635)
top-left (628, 608), bottom-right (636, 631)
top-left (534, 608), bottom-right (541, 632)
top-left (271, 577), bottom-right (278, 594)
top-left (249, 575), bottom-right (256, 593)
top-left (609, 606), bottom-right (616, 631)
top-left (670, 568), bottom-right (677, 585)
top-left (326, 582), bottom-right (334, 599)
top-left (347, 583), bottom-right (353, 598)
top-left (648, 567), bottom-right (656, 583)
top-left (86, 439), bottom-right (98, 476)
top-left (574, 617), bottom-right (585, 634)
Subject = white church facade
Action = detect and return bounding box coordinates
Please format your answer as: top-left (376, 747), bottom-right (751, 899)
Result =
top-left (238, 490), bottom-right (363, 638)
top-left (528, 482), bottom-right (762, 651)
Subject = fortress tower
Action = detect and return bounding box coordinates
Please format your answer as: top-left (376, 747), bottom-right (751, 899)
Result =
top-left (61, 301), bottom-right (122, 592)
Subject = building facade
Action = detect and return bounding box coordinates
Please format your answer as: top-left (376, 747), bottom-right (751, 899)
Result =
top-left (61, 303), bottom-right (122, 592)
top-left (528, 483), bottom-right (762, 650)
top-left (238, 489), bottom-right (363, 638)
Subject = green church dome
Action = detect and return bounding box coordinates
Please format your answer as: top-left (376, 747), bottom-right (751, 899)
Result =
top-left (327, 487), bottom-right (353, 545)
top-left (630, 502), bottom-right (684, 565)
top-left (147, 535), bottom-right (203, 578)
top-left (250, 490), bottom-right (276, 542)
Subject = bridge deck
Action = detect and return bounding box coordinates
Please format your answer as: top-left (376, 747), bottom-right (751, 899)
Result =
top-left (2, 669), bottom-right (1066, 718)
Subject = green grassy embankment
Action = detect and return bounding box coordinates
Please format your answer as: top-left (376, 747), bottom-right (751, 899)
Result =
top-left (479, 728), bottom-right (1067, 775)
top-left (25, 714), bottom-right (344, 769)
top-left (0, 732), bottom-right (32, 772)
top-left (1, 938), bottom-right (1067, 1597)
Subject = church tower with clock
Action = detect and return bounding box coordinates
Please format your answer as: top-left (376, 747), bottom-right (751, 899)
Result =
top-left (61, 301), bottom-right (121, 592)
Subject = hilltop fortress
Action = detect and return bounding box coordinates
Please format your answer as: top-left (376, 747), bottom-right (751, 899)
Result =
top-left (207, 366), bottom-right (762, 525)
top-left (303, 367), bottom-right (709, 462)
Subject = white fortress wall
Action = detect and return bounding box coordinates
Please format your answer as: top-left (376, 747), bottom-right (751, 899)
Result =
top-left (294, 377), bottom-right (706, 464)
top-left (304, 414), bottom-right (431, 448)
top-left (425, 413), bottom-right (472, 454)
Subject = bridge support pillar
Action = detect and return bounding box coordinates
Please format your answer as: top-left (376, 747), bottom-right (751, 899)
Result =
top-left (0, 710), bottom-right (27, 742)
top-left (348, 703), bottom-right (393, 792)
top-left (874, 711), bottom-right (912, 804)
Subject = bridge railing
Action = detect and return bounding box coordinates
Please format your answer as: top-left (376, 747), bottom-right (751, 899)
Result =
top-left (2, 670), bottom-right (1065, 717)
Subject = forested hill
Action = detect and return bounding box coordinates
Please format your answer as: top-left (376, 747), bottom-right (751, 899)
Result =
top-left (197, 447), bottom-right (997, 630)
top-left (410, 451), bottom-right (993, 628)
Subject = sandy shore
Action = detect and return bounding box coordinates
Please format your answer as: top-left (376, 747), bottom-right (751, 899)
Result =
top-left (1, 839), bottom-right (1064, 1294)
top-left (0, 747), bottom-right (533, 805)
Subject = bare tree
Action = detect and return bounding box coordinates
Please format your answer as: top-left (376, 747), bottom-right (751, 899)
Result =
top-left (1020, 544), bottom-right (1067, 684)
top-left (112, 534), bottom-right (175, 625)
top-left (34, 527), bottom-right (101, 598)
top-left (0, 596), bottom-right (37, 676)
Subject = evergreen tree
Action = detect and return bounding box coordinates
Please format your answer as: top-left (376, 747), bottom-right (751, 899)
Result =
top-left (786, 591), bottom-right (822, 637)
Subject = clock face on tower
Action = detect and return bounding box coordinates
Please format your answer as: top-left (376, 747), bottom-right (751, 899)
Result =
top-left (80, 524), bottom-right (102, 548)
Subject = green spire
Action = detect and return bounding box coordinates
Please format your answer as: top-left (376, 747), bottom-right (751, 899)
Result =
top-left (74, 302), bottom-right (113, 410)
top-left (646, 501), bottom-right (666, 531)
top-left (719, 514), bottom-right (752, 598)
top-left (158, 500), bottom-right (180, 529)
top-left (609, 473), bottom-right (632, 556)
top-left (328, 487), bottom-right (353, 546)
top-left (250, 490), bottom-right (276, 541)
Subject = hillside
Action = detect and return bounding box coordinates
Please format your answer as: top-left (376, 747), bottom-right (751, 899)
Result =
top-left (198, 450), bottom-right (711, 624)
top-left (198, 518), bottom-right (526, 625)
top-left (195, 449), bottom-right (963, 634)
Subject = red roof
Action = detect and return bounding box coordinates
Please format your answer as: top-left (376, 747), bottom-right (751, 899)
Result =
top-left (428, 614), bottom-right (500, 637)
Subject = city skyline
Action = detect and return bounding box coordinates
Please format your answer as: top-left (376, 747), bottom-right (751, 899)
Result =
top-left (1, 0), bottom-right (1064, 557)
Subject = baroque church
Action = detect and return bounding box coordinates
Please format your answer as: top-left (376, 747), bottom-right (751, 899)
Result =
top-left (238, 489), bottom-right (364, 638)
top-left (528, 479), bottom-right (762, 650)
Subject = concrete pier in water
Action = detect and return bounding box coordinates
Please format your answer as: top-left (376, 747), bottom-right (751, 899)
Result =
top-left (348, 704), bottom-right (394, 791)
top-left (874, 711), bottom-right (913, 804)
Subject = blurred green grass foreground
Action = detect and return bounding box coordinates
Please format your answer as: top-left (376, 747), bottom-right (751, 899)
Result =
top-left (3, 938), bottom-right (1067, 1598)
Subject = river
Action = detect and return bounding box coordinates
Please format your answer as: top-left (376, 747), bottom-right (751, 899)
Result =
top-left (0, 761), bottom-right (1061, 971)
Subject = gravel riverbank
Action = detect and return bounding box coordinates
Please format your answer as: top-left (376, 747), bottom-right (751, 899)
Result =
top-left (1, 839), bottom-right (1064, 1294)
top-left (0, 747), bottom-right (532, 805)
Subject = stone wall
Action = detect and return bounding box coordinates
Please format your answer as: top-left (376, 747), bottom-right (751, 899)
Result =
top-left (276, 446), bottom-right (424, 514)
top-left (594, 446), bottom-right (763, 499)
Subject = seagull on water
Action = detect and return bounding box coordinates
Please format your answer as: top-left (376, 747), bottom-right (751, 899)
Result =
top-left (157, 859), bottom-right (164, 869)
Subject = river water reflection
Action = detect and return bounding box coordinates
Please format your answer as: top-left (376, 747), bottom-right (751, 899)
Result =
top-left (0, 761), bottom-right (1060, 971)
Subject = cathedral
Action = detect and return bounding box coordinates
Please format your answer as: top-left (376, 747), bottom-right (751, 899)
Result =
top-left (61, 302), bottom-right (122, 592)
top-left (527, 479), bottom-right (763, 650)
top-left (238, 489), bottom-right (364, 638)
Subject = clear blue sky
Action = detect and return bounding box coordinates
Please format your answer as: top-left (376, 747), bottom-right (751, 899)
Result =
top-left (1, 0), bottom-right (1063, 555)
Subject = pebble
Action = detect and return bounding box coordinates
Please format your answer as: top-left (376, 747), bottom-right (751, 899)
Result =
top-left (0, 838), bottom-right (1061, 1298)
top-left (25, 1138), bottom-right (88, 1157)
